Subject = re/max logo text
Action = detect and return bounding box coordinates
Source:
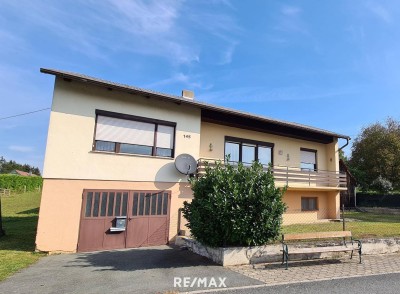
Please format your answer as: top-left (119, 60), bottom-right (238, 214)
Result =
top-left (174, 277), bottom-right (227, 288)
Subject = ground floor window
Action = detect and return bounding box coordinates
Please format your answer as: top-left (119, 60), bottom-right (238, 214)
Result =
top-left (301, 197), bottom-right (318, 211)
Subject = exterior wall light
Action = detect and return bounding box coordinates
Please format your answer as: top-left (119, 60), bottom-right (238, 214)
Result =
top-left (209, 143), bottom-right (213, 151)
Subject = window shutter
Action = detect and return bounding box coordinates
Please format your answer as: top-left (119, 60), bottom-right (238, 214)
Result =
top-left (156, 125), bottom-right (174, 149)
top-left (301, 150), bottom-right (316, 164)
top-left (95, 116), bottom-right (155, 146)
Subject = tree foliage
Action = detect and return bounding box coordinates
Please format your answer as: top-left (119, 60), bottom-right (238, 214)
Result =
top-left (182, 160), bottom-right (287, 247)
top-left (349, 118), bottom-right (400, 190)
top-left (0, 156), bottom-right (41, 176)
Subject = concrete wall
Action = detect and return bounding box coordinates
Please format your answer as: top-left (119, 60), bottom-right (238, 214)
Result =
top-left (36, 179), bottom-right (193, 252)
top-left (180, 236), bottom-right (400, 266)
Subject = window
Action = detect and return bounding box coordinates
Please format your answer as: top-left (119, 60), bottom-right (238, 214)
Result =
top-left (300, 148), bottom-right (317, 171)
top-left (224, 136), bottom-right (273, 166)
top-left (93, 110), bottom-right (175, 158)
top-left (301, 197), bottom-right (318, 211)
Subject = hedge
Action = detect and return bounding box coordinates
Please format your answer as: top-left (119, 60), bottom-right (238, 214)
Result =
top-left (357, 193), bottom-right (400, 208)
top-left (0, 175), bottom-right (43, 192)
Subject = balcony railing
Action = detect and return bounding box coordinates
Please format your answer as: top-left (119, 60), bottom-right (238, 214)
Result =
top-left (197, 158), bottom-right (347, 189)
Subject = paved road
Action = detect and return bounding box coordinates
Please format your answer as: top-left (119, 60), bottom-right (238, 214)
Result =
top-left (0, 245), bottom-right (261, 294)
top-left (195, 272), bottom-right (400, 294)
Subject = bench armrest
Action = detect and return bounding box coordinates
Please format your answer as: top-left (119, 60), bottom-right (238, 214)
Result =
top-left (352, 239), bottom-right (362, 249)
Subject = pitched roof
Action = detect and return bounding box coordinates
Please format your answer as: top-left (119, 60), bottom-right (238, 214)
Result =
top-left (10, 170), bottom-right (37, 177)
top-left (40, 68), bottom-right (350, 143)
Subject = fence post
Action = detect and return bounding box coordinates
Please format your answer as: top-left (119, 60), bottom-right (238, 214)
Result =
top-left (354, 186), bottom-right (357, 208)
top-left (0, 196), bottom-right (5, 237)
top-left (24, 185), bottom-right (26, 193)
top-left (342, 204), bottom-right (346, 231)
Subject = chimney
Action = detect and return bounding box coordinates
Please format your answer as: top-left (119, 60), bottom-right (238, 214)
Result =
top-left (182, 90), bottom-right (195, 100)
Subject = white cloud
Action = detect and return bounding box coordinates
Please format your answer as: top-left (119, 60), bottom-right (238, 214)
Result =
top-left (9, 145), bottom-right (34, 153)
top-left (198, 85), bottom-right (361, 104)
top-left (366, 2), bottom-right (392, 24)
top-left (219, 43), bottom-right (237, 65)
top-left (275, 5), bottom-right (309, 35)
top-left (2, 0), bottom-right (240, 65)
top-left (145, 72), bottom-right (213, 91)
top-left (281, 5), bottom-right (302, 16)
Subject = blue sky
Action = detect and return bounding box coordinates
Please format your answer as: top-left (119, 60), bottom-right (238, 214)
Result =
top-left (1, 0), bottom-right (400, 171)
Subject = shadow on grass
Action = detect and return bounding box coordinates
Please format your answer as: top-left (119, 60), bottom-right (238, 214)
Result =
top-left (17, 208), bottom-right (39, 215)
top-left (0, 216), bottom-right (38, 252)
top-left (64, 245), bottom-right (217, 272)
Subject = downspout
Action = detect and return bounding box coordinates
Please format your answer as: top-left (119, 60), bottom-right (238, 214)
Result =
top-left (338, 137), bottom-right (350, 152)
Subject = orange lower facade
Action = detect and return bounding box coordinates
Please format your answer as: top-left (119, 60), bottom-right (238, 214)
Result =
top-left (35, 179), bottom-right (341, 253)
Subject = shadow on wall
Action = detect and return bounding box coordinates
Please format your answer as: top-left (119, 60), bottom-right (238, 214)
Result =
top-left (64, 246), bottom-right (216, 272)
top-left (154, 162), bottom-right (194, 200)
top-left (155, 162), bottom-right (184, 185)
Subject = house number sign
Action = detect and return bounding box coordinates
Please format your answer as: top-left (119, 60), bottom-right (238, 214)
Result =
top-left (183, 134), bottom-right (191, 139)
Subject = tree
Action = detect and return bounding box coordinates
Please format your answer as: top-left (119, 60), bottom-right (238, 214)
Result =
top-left (0, 156), bottom-right (41, 176)
top-left (349, 118), bottom-right (400, 190)
top-left (182, 160), bottom-right (287, 247)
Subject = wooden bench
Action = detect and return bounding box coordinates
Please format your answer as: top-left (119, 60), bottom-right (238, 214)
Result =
top-left (281, 231), bottom-right (362, 269)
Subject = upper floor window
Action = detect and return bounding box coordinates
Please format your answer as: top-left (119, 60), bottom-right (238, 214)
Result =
top-left (94, 110), bottom-right (175, 158)
top-left (300, 148), bottom-right (317, 171)
top-left (225, 136), bottom-right (273, 166)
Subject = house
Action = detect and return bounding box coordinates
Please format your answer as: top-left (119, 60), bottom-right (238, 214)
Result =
top-left (36, 68), bottom-right (349, 253)
top-left (9, 170), bottom-right (38, 177)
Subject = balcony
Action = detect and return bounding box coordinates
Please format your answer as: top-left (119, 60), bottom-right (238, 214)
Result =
top-left (197, 158), bottom-right (347, 191)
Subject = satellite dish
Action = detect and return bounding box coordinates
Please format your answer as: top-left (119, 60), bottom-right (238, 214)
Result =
top-left (175, 154), bottom-right (197, 175)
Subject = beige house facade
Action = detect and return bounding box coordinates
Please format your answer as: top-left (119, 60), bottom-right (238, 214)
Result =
top-left (36, 68), bottom-right (349, 253)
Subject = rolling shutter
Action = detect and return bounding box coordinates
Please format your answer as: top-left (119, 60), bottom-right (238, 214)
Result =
top-left (95, 115), bottom-right (155, 146)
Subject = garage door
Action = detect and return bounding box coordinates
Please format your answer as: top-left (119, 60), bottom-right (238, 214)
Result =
top-left (77, 190), bottom-right (170, 252)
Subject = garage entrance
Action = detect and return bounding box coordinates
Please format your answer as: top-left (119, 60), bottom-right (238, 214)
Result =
top-left (77, 190), bottom-right (170, 252)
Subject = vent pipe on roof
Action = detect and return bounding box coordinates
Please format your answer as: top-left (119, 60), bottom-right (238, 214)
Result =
top-left (182, 90), bottom-right (194, 100)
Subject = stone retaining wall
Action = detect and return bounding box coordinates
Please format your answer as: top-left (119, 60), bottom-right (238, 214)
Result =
top-left (177, 237), bottom-right (400, 266)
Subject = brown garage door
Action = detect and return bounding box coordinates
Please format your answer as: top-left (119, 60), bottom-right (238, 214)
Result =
top-left (77, 190), bottom-right (170, 252)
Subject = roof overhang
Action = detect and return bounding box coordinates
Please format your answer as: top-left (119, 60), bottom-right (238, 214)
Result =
top-left (40, 68), bottom-right (351, 144)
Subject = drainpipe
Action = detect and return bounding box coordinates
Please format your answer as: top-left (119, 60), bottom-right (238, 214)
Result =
top-left (338, 137), bottom-right (350, 152)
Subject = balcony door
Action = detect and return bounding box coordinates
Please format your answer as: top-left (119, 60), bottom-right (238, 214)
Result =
top-left (224, 137), bottom-right (273, 167)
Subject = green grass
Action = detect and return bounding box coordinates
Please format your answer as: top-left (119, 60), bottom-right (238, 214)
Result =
top-left (0, 191), bottom-right (45, 281)
top-left (282, 211), bottom-right (400, 239)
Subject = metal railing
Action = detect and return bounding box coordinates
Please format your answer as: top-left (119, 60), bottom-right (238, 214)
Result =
top-left (197, 158), bottom-right (347, 188)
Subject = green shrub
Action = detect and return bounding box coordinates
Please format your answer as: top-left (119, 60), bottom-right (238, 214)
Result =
top-left (0, 175), bottom-right (42, 192)
top-left (371, 176), bottom-right (393, 194)
top-left (182, 160), bottom-right (287, 247)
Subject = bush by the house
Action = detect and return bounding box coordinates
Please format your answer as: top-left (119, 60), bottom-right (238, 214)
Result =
top-left (182, 160), bottom-right (287, 247)
top-left (0, 175), bottom-right (42, 192)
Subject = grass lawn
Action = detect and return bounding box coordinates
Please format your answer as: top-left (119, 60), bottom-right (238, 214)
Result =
top-left (0, 191), bottom-right (45, 281)
top-left (282, 211), bottom-right (400, 239)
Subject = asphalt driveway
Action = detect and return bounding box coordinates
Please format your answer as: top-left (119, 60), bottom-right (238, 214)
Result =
top-left (0, 245), bottom-right (261, 294)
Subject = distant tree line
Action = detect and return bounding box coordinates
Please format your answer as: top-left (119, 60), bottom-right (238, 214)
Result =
top-left (344, 117), bottom-right (400, 193)
top-left (0, 156), bottom-right (41, 176)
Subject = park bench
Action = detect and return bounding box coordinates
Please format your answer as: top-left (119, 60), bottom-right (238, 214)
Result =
top-left (281, 231), bottom-right (362, 269)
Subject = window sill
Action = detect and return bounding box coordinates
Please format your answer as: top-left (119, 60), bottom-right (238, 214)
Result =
top-left (301, 210), bottom-right (319, 212)
top-left (90, 150), bottom-right (174, 160)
